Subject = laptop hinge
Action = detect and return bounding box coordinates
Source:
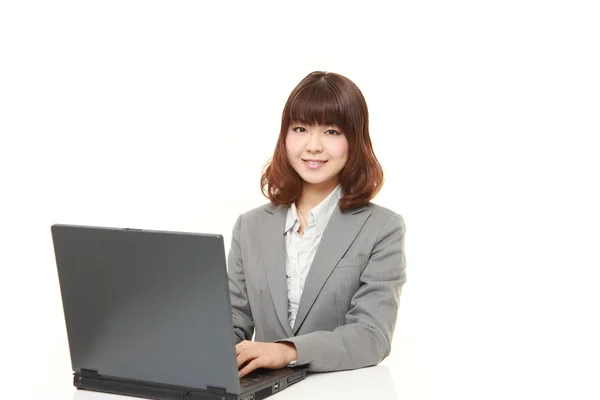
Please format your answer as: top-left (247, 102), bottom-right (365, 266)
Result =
top-left (206, 386), bottom-right (227, 395)
top-left (80, 369), bottom-right (100, 378)
top-left (75, 369), bottom-right (100, 388)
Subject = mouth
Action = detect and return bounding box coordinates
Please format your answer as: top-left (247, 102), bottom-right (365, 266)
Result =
top-left (302, 159), bottom-right (327, 169)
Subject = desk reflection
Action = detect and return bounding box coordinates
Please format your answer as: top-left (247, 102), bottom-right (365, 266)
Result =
top-left (71, 365), bottom-right (397, 400)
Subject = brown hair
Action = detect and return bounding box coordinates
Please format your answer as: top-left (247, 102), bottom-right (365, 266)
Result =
top-left (261, 71), bottom-right (384, 211)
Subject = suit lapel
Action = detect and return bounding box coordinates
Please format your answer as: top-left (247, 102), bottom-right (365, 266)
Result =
top-left (259, 204), bottom-right (294, 337)
top-left (293, 205), bottom-right (371, 334)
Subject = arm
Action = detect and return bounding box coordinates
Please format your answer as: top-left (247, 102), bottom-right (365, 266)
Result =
top-left (282, 213), bottom-right (407, 371)
top-left (227, 214), bottom-right (254, 343)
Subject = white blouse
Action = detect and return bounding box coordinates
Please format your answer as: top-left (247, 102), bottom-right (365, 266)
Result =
top-left (283, 184), bottom-right (343, 328)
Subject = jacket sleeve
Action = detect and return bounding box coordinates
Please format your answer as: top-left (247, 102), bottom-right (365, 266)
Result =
top-left (280, 213), bottom-right (407, 371)
top-left (227, 214), bottom-right (254, 343)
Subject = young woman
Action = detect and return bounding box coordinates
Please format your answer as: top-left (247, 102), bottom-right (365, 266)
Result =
top-left (228, 71), bottom-right (406, 377)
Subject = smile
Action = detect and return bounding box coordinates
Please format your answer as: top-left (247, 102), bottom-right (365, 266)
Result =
top-left (303, 160), bottom-right (327, 169)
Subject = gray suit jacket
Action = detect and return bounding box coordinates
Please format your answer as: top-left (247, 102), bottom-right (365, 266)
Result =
top-left (227, 201), bottom-right (406, 372)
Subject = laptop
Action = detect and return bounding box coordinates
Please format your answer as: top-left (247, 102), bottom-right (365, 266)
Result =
top-left (51, 224), bottom-right (307, 400)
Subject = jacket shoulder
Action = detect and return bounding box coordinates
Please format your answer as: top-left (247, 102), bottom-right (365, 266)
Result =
top-left (363, 202), bottom-right (406, 230)
top-left (238, 202), bottom-right (287, 220)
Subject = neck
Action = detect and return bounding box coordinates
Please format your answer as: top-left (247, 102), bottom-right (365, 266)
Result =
top-left (297, 180), bottom-right (338, 210)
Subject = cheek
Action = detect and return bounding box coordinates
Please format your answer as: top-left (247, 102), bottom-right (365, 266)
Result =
top-left (285, 135), bottom-right (302, 156)
top-left (329, 138), bottom-right (349, 159)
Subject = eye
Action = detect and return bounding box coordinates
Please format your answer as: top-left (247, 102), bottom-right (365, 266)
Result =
top-left (325, 129), bottom-right (341, 136)
top-left (292, 127), bottom-right (307, 133)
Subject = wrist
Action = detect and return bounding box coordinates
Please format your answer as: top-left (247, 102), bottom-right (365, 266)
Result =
top-left (279, 342), bottom-right (298, 364)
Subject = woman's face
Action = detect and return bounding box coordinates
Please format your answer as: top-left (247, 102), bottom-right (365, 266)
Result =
top-left (285, 123), bottom-right (349, 190)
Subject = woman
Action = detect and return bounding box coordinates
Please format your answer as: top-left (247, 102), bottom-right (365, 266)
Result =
top-left (228, 71), bottom-right (407, 377)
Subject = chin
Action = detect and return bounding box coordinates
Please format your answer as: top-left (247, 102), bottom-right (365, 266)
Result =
top-left (299, 175), bottom-right (337, 186)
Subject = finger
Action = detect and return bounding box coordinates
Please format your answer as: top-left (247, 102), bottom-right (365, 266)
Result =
top-left (235, 340), bottom-right (248, 356)
top-left (239, 358), bottom-right (263, 378)
top-left (237, 348), bottom-right (255, 368)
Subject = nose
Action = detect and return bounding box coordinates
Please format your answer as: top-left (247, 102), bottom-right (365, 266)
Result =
top-left (305, 132), bottom-right (323, 153)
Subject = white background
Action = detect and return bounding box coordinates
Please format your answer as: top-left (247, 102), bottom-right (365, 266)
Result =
top-left (1, 1), bottom-right (599, 399)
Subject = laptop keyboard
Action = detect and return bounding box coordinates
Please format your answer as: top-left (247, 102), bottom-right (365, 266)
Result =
top-left (240, 372), bottom-right (270, 388)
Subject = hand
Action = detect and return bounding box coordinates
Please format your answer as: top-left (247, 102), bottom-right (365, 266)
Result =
top-left (235, 340), bottom-right (298, 377)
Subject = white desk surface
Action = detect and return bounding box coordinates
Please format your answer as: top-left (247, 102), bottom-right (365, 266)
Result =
top-left (27, 339), bottom-right (600, 400)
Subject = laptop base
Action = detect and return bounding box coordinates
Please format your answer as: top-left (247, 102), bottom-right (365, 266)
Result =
top-left (75, 370), bottom-right (233, 400)
top-left (75, 368), bottom-right (307, 400)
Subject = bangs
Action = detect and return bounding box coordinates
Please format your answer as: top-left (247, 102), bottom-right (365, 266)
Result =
top-left (285, 83), bottom-right (348, 129)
